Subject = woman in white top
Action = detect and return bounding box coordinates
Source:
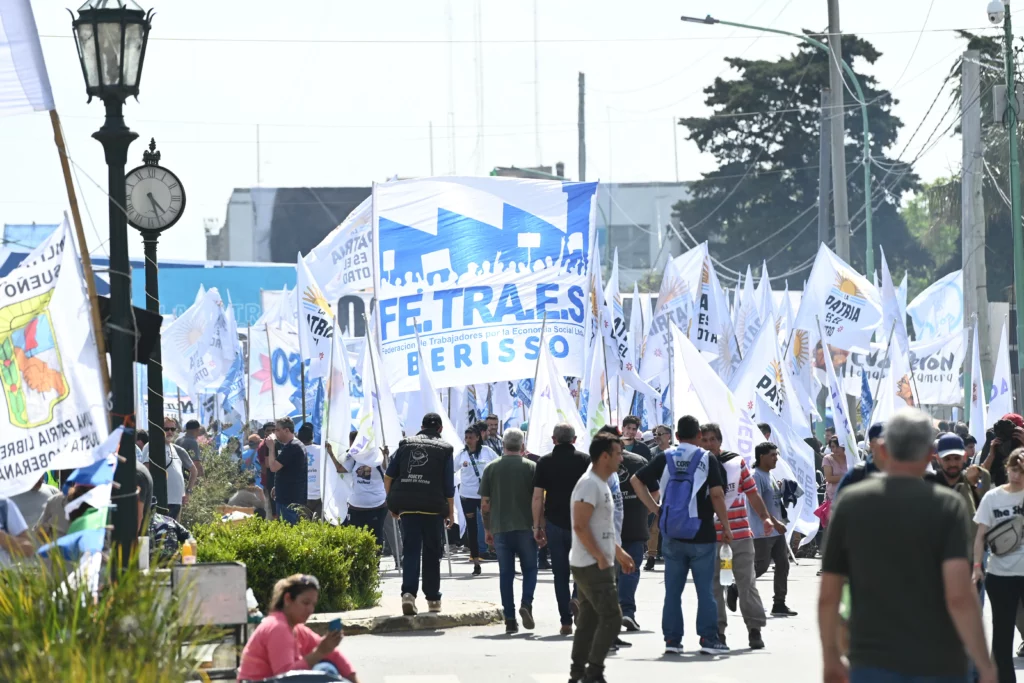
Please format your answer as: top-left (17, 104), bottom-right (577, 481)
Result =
top-left (455, 422), bottom-right (498, 574)
top-left (973, 448), bottom-right (1024, 682)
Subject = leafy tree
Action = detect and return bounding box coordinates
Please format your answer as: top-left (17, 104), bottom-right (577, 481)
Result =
top-left (673, 33), bottom-right (928, 281)
top-left (901, 180), bottom-right (959, 298)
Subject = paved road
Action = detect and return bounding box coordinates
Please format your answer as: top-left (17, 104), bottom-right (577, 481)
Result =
top-left (348, 550), bottom-right (830, 683)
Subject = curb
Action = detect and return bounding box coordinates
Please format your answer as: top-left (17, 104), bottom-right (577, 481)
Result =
top-left (308, 600), bottom-right (503, 636)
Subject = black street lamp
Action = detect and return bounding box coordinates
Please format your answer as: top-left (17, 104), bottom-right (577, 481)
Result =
top-left (71, 0), bottom-right (154, 569)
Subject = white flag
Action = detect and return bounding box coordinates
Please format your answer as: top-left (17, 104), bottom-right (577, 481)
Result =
top-left (643, 245), bottom-right (704, 383)
top-left (735, 266), bottom-right (759, 355)
top-left (527, 339), bottom-right (590, 456)
top-left (326, 321), bottom-right (352, 445)
top-left (306, 196), bottom-right (373, 302)
top-left (969, 322), bottom-right (988, 446)
top-left (990, 317), bottom-right (1014, 419)
top-left (162, 287), bottom-right (231, 397)
top-left (729, 317), bottom-right (808, 436)
top-left (879, 247), bottom-right (909, 356)
top-left (756, 394), bottom-right (820, 546)
top-left (297, 254), bottom-right (335, 380)
top-left (348, 328), bottom-right (403, 467)
top-left (0, 0), bottom-right (54, 117)
top-left (907, 270), bottom-right (963, 343)
top-left (0, 220), bottom-right (109, 496)
top-left (584, 338), bottom-right (612, 439)
top-left (817, 318), bottom-right (860, 471)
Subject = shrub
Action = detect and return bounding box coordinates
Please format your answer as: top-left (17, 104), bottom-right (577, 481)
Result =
top-left (0, 553), bottom-right (222, 682)
top-left (180, 444), bottom-right (248, 530)
top-left (194, 517), bottom-right (380, 612)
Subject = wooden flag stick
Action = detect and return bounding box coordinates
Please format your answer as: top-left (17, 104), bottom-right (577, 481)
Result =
top-left (50, 109), bottom-right (110, 396)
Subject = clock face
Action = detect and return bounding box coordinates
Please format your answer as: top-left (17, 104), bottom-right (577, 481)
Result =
top-left (125, 165), bottom-right (186, 231)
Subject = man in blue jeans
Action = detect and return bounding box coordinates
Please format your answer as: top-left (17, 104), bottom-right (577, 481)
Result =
top-left (532, 423), bottom-right (591, 635)
top-left (631, 415), bottom-right (732, 655)
top-left (481, 428), bottom-right (538, 633)
top-left (617, 443), bottom-right (650, 631)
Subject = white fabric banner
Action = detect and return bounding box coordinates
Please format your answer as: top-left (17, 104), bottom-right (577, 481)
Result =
top-left (297, 254), bottom-right (335, 380)
top-left (756, 395), bottom-right (819, 547)
top-left (526, 338), bottom-right (590, 457)
top-left (347, 329), bottom-right (403, 467)
top-left (0, 0), bottom-right (54, 117)
top-left (818, 319), bottom-right (860, 471)
top-left (306, 196), bottom-right (373, 302)
top-left (162, 287), bottom-right (232, 397)
top-left (0, 220), bottom-right (109, 496)
top-left (326, 321), bottom-right (352, 446)
top-left (373, 177), bottom-right (598, 392)
top-left (641, 245), bottom-right (704, 383)
top-left (969, 323), bottom-right (988, 446)
top-left (907, 270), bottom-right (963, 343)
top-left (990, 318), bottom-right (1014, 419)
top-left (247, 322), bottom-right (301, 421)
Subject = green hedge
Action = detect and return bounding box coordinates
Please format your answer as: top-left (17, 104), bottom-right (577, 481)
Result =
top-left (194, 517), bottom-right (381, 612)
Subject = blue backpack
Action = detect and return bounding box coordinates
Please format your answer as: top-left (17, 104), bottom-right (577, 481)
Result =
top-left (659, 448), bottom-right (705, 540)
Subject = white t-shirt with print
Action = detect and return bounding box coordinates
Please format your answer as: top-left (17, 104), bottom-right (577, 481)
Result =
top-left (343, 456), bottom-right (387, 509)
top-left (570, 470), bottom-right (616, 568)
top-left (454, 446), bottom-right (499, 499)
top-left (974, 486), bottom-right (1024, 576)
top-left (141, 443), bottom-right (187, 506)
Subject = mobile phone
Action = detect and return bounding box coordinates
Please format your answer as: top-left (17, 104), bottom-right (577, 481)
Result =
top-left (328, 618), bottom-right (343, 632)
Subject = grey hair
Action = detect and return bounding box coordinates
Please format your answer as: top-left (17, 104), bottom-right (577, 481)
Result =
top-left (552, 423), bottom-right (575, 444)
top-left (503, 428), bottom-right (525, 453)
top-left (884, 408), bottom-right (935, 463)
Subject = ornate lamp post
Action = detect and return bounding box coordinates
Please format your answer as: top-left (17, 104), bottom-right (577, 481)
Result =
top-left (71, 0), bottom-right (154, 568)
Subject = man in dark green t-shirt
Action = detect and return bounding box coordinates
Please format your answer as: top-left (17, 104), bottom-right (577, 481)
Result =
top-left (819, 408), bottom-right (995, 683)
top-left (480, 428), bottom-right (538, 634)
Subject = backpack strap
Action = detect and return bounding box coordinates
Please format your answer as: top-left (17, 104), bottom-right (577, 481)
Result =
top-left (685, 448), bottom-right (705, 475)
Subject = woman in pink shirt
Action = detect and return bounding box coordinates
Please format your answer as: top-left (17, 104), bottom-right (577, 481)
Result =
top-left (238, 574), bottom-right (359, 682)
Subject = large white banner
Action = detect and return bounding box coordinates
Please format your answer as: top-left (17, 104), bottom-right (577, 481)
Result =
top-left (0, 0), bottom-right (54, 117)
top-left (835, 329), bottom-right (968, 405)
top-left (373, 177), bottom-right (598, 392)
top-left (0, 221), bottom-right (109, 496)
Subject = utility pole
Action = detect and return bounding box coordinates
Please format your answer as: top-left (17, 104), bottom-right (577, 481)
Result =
top-left (1001, 1), bottom-right (1024, 406)
top-left (962, 50), bottom-right (993, 413)
top-left (578, 72), bottom-right (586, 182)
top-left (827, 0), bottom-right (851, 263)
top-left (818, 87), bottom-right (833, 247)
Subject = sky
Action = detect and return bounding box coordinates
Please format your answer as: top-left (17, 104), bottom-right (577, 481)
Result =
top-left (0, 0), bottom-right (1011, 262)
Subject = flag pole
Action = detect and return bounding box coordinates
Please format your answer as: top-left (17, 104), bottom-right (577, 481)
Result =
top-left (51, 110), bottom-right (110, 395)
top-left (267, 324), bottom-right (278, 421)
top-left (245, 324), bottom-right (252, 429)
top-left (523, 313), bottom-right (549, 446)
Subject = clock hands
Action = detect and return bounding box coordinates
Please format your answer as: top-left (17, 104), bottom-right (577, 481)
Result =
top-left (147, 192), bottom-right (165, 217)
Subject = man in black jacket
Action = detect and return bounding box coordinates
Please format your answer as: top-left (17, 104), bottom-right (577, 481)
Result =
top-left (384, 413), bottom-right (455, 617)
top-left (532, 423), bottom-right (591, 635)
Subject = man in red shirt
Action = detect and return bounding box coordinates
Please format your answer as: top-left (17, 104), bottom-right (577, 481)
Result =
top-left (701, 423), bottom-right (785, 651)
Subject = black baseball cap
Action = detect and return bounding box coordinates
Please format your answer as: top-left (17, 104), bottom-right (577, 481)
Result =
top-left (422, 413), bottom-right (443, 429)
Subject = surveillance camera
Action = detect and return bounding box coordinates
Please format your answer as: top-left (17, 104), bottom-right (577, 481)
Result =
top-left (988, 0), bottom-right (1005, 25)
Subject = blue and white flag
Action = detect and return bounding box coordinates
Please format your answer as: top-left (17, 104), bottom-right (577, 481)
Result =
top-left (373, 177), bottom-right (598, 392)
top-left (297, 254), bottom-right (335, 380)
top-left (859, 370), bottom-right (873, 427)
top-left (0, 0), bottom-right (54, 117)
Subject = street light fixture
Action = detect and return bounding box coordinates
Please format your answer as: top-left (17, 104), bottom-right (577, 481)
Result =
top-left (680, 14), bottom-right (875, 274)
top-left (71, 0), bottom-right (154, 570)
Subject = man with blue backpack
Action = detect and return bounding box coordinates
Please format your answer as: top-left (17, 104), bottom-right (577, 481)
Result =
top-left (630, 415), bottom-right (731, 656)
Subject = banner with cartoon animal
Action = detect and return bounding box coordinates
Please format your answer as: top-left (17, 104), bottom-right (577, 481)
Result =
top-left (0, 220), bottom-right (109, 497)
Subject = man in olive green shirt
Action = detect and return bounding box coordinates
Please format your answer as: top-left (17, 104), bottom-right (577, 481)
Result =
top-left (481, 428), bottom-right (538, 634)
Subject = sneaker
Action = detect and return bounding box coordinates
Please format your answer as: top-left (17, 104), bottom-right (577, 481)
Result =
top-left (472, 563), bottom-right (482, 576)
top-left (559, 623), bottom-right (573, 636)
top-left (401, 593), bottom-right (418, 616)
top-left (718, 633), bottom-right (727, 648)
top-left (505, 619), bottom-right (519, 634)
top-left (621, 615), bottom-right (640, 632)
top-left (771, 603), bottom-right (798, 617)
top-left (644, 555), bottom-right (656, 571)
top-left (748, 628), bottom-right (765, 650)
top-left (699, 636), bottom-right (730, 655)
top-left (726, 583), bottom-right (738, 613)
top-left (570, 598), bottom-right (580, 624)
top-left (519, 605), bottom-right (535, 630)
top-left (427, 600), bottom-right (442, 613)
top-left (613, 636), bottom-right (632, 648)
top-left (664, 642), bottom-right (684, 655)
